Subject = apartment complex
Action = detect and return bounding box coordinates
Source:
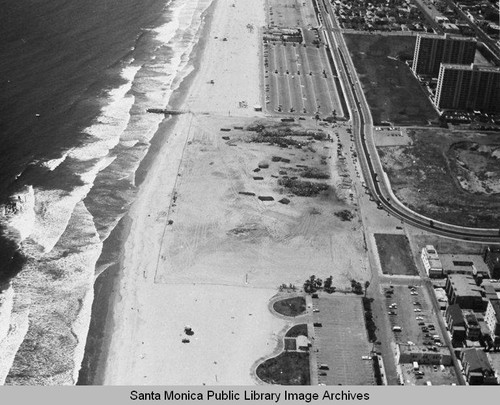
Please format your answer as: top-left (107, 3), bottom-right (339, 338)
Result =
top-left (434, 63), bottom-right (500, 113)
top-left (412, 34), bottom-right (476, 77)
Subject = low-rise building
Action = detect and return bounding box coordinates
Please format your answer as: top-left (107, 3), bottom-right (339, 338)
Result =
top-left (421, 245), bottom-right (443, 278)
top-left (396, 344), bottom-right (452, 366)
top-left (446, 304), bottom-right (466, 342)
top-left (461, 348), bottom-right (498, 385)
top-left (445, 274), bottom-right (487, 311)
top-left (463, 311), bottom-right (481, 341)
top-left (439, 254), bottom-right (491, 278)
top-left (435, 287), bottom-right (448, 310)
top-left (483, 247), bottom-right (500, 279)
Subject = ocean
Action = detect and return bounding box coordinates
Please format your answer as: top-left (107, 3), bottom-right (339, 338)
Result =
top-left (0, 0), bottom-right (213, 384)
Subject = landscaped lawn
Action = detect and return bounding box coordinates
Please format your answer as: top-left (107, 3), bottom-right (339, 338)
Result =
top-left (256, 352), bottom-right (310, 385)
top-left (273, 296), bottom-right (307, 317)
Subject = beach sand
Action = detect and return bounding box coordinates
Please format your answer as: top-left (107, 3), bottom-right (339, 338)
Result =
top-left (100, 0), bottom-right (369, 385)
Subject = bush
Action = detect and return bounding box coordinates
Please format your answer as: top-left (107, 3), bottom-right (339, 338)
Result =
top-left (278, 178), bottom-right (329, 196)
top-left (300, 167), bottom-right (330, 179)
top-left (363, 297), bottom-right (377, 343)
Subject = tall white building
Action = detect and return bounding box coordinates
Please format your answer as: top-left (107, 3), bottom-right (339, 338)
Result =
top-left (421, 245), bottom-right (443, 278)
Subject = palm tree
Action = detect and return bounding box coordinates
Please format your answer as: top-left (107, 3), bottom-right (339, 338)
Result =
top-left (364, 281), bottom-right (370, 297)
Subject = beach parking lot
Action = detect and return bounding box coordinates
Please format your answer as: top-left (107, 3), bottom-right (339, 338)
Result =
top-left (263, 0), bottom-right (343, 117)
top-left (312, 294), bottom-right (375, 385)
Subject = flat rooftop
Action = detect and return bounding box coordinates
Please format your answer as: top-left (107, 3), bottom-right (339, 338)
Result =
top-left (447, 274), bottom-right (483, 298)
top-left (440, 63), bottom-right (500, 73)
top-left (440, 254), bottom-right (490, 276)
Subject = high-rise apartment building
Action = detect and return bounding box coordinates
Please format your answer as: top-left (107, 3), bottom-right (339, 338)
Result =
top-left (412, 34), bottom-right (477, 77)
top-left (434, 63), bottom-right (500, 113)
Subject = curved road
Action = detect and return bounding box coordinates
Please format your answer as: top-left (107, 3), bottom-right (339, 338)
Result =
top-left (317, 1), bottom-right (500, 243)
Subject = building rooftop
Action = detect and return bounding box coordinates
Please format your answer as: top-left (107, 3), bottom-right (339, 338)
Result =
top-left (440, 254), bottom-right (491, 276)
top-left (447, 274), bottom-right (484, 298)
top-left (464, 311), bottom-right (479, 326)
top-left (489, 299), bottom-right (500, 324)
top-left (440, 63), bottom-right (500, 73)
top-left (417, 33), bottom-right (476, 42)
top-left (461, 349), bottom-right (494, 375)
top-left (399, 344), bottom-right (449, 355)
top-left (435, 288), bottom-right (448, 302)
top-left (429, 258), bottom-right (443, 269)
top-left (483, 283), bottom-right (499, 301)
top-left (425, 245), bottom-right (438, 257)
top-left (447, 304), bottom-right (465, 326)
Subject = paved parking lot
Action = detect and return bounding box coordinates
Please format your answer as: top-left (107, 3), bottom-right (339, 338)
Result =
top-left (384, 285), bottom-right (444, 347)
top-left (400, 363), bottom-right (458, 386)
top-left (263, 0), bottom-right (343, 117)
top-left (264, 42), bottom-right (340, 116)
top-left (312, 294), bottom-right (375, 385)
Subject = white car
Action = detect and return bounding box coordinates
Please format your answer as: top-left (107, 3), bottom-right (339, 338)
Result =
top-left (414, 308), bottom-right (422, 312)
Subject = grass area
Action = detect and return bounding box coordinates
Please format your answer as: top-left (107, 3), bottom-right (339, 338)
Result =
top-left (256, 352), bottom-right (310, 385)
top-left (284, 338), bottom-right (297, 351)
top-left (344, 34), bottom-right (438, 126)
top-left (273, 297), bottom-right (307, 317)
top-left (374, 234), bottom-right (418, 276)
top-left (378, 128), bottom-right (500, 228)
top-left (286, 324), bottom-right (308, 338)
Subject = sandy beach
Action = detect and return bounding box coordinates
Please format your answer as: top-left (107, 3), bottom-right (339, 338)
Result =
top-left (99, 0), bottom-right (369, 385)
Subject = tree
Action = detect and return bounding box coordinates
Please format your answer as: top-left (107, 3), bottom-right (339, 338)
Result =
top-left (364, 281), bottom-right (370, 297)
top-left (324, 276), bottom-right (333, 292)
top-left (351, 279), bottom-right (363, 295)
top-left (303, 279), bottom-right (313, 293)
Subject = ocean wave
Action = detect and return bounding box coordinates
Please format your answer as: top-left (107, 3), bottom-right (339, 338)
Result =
top-left (2, 0), bottom-right (217, 384)
top-left (82, 0), bottom-right (214, 243)
top-left (28, 156), bottom-right (115, 254)
top-left (40, 149), bottom-right (73, 171)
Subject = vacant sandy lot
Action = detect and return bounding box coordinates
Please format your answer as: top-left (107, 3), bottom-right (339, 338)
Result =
top-left (102, 0), bottom-right (370, 385)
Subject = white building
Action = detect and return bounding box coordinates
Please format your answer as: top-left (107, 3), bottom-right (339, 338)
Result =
top-left (485, 299), bottom-right (500, 340)
top-left (421, 245), bottom-right (443, 278)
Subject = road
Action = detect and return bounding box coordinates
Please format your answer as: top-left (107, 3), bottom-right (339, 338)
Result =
top-left (313, 0), bottom-right (477, 385)
top-left (315, 0), bottom-right (500, 243)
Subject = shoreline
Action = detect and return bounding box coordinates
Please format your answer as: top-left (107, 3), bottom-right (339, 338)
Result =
top-left (98, 0), bottom-right (286, 385)
top-left (77, 0), bottom-right (218, 385)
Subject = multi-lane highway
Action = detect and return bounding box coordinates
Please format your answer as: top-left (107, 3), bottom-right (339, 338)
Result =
top-left (316, 0), bottom-right (500, 243)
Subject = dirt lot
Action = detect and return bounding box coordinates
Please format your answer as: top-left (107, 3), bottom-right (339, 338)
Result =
top-left (155, 115), bottom-right (370, 290)
top-left (374, 234), bottom-right (419, 276)
top-left (379, 128), bottom-right (500, 228)
top-left (344, 34), bottom-right (439, 126)
top-left (313, 294), bottom-right (375, 385)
